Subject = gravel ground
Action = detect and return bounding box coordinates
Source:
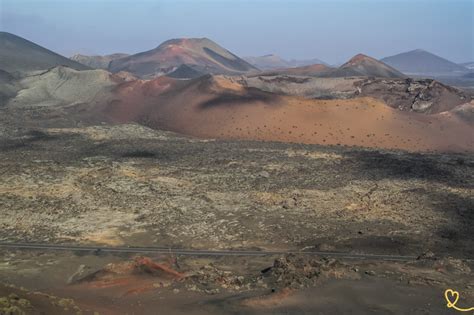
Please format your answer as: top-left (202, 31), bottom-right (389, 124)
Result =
top-left (0, 121), bottom-right (472, 259)
top-left (0, 107), bottom-right (473, 313)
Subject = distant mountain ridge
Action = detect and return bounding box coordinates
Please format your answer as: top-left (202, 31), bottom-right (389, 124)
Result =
top-left (460, 62), bottom-right (474, 70)
top-left (287, 58), bottom-right (328, 67)
top-left (70, 53), bottom-right (129, 69)
top-left (257, 64), bottom-right (334, 77)
top-left (244, 54), bottom-right (291, 70)
top-left (322, 54), bottom-right (405, 78)
top-left (0, 32), bottom-right (89, 75)
top-left (108, 38), bottom-right (258, 78)
top-left (381, 49), bottom-right (467, 74)
top-left (244, 54), bottom-right (327, 70)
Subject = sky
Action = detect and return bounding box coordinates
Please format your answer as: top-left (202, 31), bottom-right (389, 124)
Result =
top-left (1, 0), bottom-right (473, 64)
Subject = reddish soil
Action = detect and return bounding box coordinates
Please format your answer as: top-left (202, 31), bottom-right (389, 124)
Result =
top-left (99, 75), bottom-right (474, 153)
top-left (345, 53), bottom-right (371, 65)
top-left (69, 256), bottom-right (184, 300)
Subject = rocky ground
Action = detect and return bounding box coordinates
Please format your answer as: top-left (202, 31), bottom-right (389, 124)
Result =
top-left (241, 75), bottom-right (472, 114)
top-left (0, 122), bottom-right (473, 256)
top-left (0, 108), bottom-right (473, 313)
top-left (0, 249), bottom-right (472, 314)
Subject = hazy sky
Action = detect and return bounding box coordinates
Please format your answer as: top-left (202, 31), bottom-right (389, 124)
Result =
top-left (1, 0), bottom-right (473, 64)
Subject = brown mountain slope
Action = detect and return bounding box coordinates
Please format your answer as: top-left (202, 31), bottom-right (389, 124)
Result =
top-left (166, 64), bottom-right (208, 79)
top-left (324, 54), bottom-right (406, 78)
top-left (199, 75), bottom-right (470, 114)
top-left (98, 75), bottom-right (473, 152)
top-left (108, 38), bottom-right (258, 78)
top-left (3, 69), bottom-right (473, 152)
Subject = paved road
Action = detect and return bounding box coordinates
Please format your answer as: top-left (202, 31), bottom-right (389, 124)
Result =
top-left (0, 242), bottom-right (422, 261)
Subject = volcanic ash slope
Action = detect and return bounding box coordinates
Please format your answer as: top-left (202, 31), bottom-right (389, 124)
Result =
top-left (101, 75), bottom-right (474, 152)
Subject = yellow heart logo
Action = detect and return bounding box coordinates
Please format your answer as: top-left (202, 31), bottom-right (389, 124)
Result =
top-left (444, 289), bottom-right (474, 312)
top-left (445, 289), bottom-right (460, 308)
